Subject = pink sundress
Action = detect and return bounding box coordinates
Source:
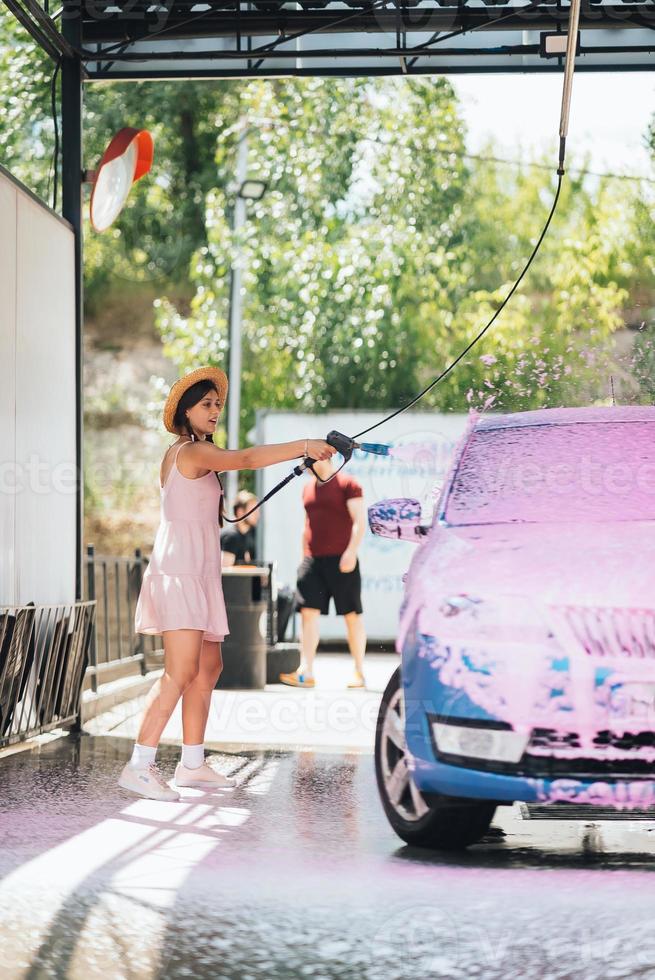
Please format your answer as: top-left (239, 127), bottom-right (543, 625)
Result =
top-left (135, 441), bottom-right (229, 642)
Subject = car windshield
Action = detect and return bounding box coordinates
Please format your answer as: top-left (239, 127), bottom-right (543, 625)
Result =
top-left (444, 421), bottom-right (655, 525)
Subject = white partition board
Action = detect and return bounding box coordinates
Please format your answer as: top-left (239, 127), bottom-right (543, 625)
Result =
top-left (0, 177), bottom-right (17, 604)
top-left (0, 168), bottom-right (76, 605)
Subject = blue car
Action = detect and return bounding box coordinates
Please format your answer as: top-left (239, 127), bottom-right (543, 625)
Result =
top-left (370, 406), bottom-right (655, 849)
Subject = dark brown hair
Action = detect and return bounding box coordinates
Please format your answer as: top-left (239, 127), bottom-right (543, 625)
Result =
top-left (173, 380), bottom-right (225, 527)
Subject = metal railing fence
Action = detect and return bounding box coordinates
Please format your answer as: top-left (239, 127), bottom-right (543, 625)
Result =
top-left (83, 545), bottom-right (162, 692)
top-left (0, 600), bottom-right (96, 747)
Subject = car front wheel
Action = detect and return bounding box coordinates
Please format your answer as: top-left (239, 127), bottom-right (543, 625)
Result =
top-left (375, 665), bottom-right (497, 850)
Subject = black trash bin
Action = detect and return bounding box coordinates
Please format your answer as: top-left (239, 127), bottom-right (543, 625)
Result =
top-left (216, 567), bottom-right (269, 689)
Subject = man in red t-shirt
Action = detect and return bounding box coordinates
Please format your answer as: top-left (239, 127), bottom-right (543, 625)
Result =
top-left (279, 458), bottom-right (367, 689)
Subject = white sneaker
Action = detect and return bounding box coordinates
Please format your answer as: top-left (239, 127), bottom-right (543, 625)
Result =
top-left (118, 762), bottom-right (181, 802)
top-left (174, 760), bottom-right (236, 789)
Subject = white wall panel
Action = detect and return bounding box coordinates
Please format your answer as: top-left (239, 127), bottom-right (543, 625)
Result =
top-left (0, 167), bottom-right (76, 606)
top-left (0, 178), bottom-right (17, 605)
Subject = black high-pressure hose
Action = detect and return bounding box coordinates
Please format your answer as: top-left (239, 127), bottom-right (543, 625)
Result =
top-left (224, 0), bottom-right (582, 522)
top-left (352, 172), bottom-right (564, 442)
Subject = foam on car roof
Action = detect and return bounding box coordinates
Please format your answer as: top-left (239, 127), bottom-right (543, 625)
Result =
top-left (475, 405), bottom-right (655, 432)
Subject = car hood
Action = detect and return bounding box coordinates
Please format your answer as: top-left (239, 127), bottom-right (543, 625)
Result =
top-left (399, 520), bottom-right (655, 741)
top-left (401, 519), bottom-right (655, 636)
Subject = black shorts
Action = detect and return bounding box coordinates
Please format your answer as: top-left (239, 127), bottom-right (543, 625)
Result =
top-left (295, 556), bottom-right (363, 616)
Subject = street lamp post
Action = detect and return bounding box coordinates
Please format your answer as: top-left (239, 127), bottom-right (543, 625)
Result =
top-left (225, 126), bottom-right (268, 510)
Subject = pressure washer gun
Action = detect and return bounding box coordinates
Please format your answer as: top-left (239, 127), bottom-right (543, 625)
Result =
top-left (298, 430), bottom-right (390, 482)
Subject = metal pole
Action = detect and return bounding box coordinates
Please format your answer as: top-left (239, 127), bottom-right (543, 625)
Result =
top-left (226, 125), bottom-right (249, 509)
top-left (134, 548), bottom-right (145, 662)
top-left (86, 544), bottom-right (98, 692)
top-left (557, 0), bottom-right (582, 175)
top-left (254, 408), bottom-right (266, 559)
top-left (61, 11), bottom-right (84, 601)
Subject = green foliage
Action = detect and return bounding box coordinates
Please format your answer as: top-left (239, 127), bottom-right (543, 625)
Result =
top-left (1, 3), bottom-right (653, 443)
top-left (0, 6), bottom-right (53, 199)
top-left (159, 77), bottom-right (644, 442)
top-left (632, 325), bottom-right (655, 400)
top-left (616, 120), bottom-right (655, 402)
top-left (446, 161), bottom-right (633, 411)
top-left (157, 77), bottom-right (472, 440)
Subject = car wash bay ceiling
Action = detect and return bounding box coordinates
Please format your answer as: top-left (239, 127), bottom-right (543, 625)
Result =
top-left (31, 0), bottom-right (655, 79)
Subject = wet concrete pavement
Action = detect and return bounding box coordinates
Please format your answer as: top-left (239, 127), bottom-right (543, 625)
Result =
top-left (98, 653), bottom-right (396, 754)
top-left (3, 734), bottom-right (655, 980)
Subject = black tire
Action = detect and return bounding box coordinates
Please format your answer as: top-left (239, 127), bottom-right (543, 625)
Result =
top-left (375, 665), bottom-right (496, 850)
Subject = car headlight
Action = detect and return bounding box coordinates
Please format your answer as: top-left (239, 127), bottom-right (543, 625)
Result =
top-left (431, 719), bottom-right (529, 764)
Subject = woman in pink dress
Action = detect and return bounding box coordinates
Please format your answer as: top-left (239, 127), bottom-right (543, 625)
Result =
top-left (119, 365), bottom-right (336, 801)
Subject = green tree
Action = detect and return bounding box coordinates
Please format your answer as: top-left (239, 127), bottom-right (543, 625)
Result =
top-left (157, 77), bottom-right (471, 439)
top-left (436, 157), bottom-right (633, 412)
top-left (0, 6), bottom-right (53, 199)
top-left (624, 118), bottom-right (655, 400)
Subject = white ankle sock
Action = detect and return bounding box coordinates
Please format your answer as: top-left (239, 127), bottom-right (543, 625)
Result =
top-left (130, 743), bottom-right (157, 769)
top-left (181, 743), bottom-right (205, 769)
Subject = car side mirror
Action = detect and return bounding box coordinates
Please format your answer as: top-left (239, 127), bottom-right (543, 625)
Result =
top-left (368, 498), bottom-right (430, 543)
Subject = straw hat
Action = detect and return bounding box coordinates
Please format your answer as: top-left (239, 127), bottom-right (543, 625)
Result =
top-left (163, 365), bottom-right (229, 434)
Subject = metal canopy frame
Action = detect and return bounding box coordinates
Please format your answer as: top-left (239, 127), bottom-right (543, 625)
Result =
top-left (5, 0), bottom-right (655, 79)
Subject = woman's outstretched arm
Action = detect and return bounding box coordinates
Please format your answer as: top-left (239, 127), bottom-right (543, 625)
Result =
top-left (185, 438), bottom-right (336, 474)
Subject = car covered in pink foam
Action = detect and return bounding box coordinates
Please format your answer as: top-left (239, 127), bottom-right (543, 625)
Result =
top-left (369, 406), bottom-right (655, 849)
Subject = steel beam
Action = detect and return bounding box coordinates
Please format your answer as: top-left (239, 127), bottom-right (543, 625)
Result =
top-left (85, 61), bottom-right (655, 79)
top-left (2, 0), bottom-right (62, 59)
top-left (60, 14), bottom-right (84, 601)
top-left (80, 4), bottom-right (655, 44)
top-left (17, 0), bottom-right (78, 56)
top-left (79, 41), bottom-right (655, 61)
